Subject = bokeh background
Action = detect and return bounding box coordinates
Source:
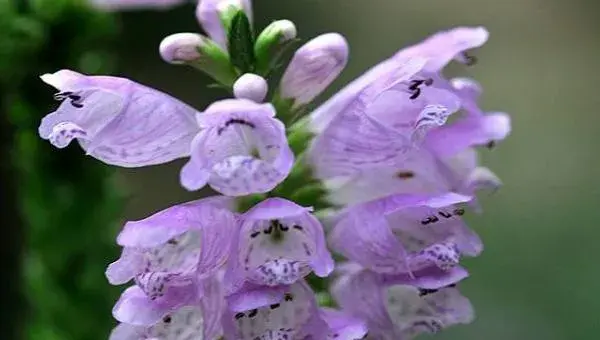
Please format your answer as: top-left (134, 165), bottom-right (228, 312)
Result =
top-left (2, 0), bottom-right (599, 339)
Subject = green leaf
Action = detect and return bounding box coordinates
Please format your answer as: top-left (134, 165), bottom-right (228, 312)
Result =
top-left (227, 11), bottom-right (255, 74)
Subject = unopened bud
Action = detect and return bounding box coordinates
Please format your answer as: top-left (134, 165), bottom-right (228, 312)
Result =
top-left (279, 33), bottom-right (349, 107)
top-left (195, 0), bottom-right (253, 50)
top-left (233, 73), bottom-right (268, 103)
top-left (159, 33), bottom-right (237, 86)
top-left (254, 20), bottom-right (297, 74)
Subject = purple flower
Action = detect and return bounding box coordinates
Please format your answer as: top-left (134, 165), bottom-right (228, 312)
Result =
top-left (332, 268), bottom-right (473, 339)
top-left (309, 26), bottom-right (487, 134)
top-left (106, 196), bottom-right (236, 325)
top-left (225, 198), bottom-right (334, 290)
top-left (307, 55), bottom-right (461, 179)
top-left (279, 33), bottom-right (349, 108)
top-left (38, 69), bottom-right (199, 167)
top-left (196, 0), bottom-right (253, 50)
top-left (329, 192), bottom-right (481, 276)
top-left (180, 99), bottom-right (294, 196)
top-left (425, 77), bottom-right (511, 157)
top-left (110, 273), bottom-right (225, 339)
top-left (89, 0), bottom-right (187, 11)
top-left (222, 281), bottom-right (329, 339)
top-left (320, 308), bottom-right (368, 340)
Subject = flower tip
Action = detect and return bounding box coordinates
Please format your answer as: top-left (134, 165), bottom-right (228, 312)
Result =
top-left (39, 69), bottom-right (83, 90)
top-left (233, 73), bottom-right (269, 103)
top-left (312, 32), bottom-right (350, 63)
top-left (159, 33), bottom-right (206, 64)
top-left (274, 19), bottom-right (297, 41)
top-left (279, 32), bottom-right (349, 106)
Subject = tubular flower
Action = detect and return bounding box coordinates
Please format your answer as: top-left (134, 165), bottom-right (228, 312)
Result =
top-left (106, 196), bottom-right (236, 325)
top-left (225, 198), bottom-right (334, 290)
top-left (38, 70), bottom-right (199, 167)
top-left (180, 99), bottom-right (294, 196)
top-left (41, 0), bottom-right (512, 336)
top-left (330, 192), bottom-right (481, 275)
top-left (332, 268), bottom-right (473, 340)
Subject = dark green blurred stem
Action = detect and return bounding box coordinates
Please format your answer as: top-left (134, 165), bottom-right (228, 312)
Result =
top-left (0, 94), bottom-right (25, 340)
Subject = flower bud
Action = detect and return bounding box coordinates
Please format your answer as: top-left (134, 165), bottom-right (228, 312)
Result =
top-left (279, 33), bottom-right (349, 108)
top-left (254, 20), bottom-right (297, 74)
top-left (159, 33), bottom-right (237, 86)
top-left (195, 0), bottom-right (253, 50)
top-left (233, 73), bottom-right (268, 103)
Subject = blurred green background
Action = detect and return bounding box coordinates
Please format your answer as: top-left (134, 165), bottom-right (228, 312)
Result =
top-left (2, 0), bottom-right (599, 339)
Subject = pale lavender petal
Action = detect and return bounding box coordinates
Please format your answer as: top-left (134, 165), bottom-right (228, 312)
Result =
top-left (308, 58), bottom-right (460, 179)
top-left (195, 0), bottom-right (253, 49)
top-left (39, 70), bottom-right (199, 167)
top-left (325, 148), bottom-right (451, 206)
top-left (279, 33), bottom-right (349, 106)
top-left (181, 99), bottom-right (293, 196)
top-left (308, 56), bottom-right (426, 134)
top-left (228, 198), bottom-right (334, 287)
top-left (330, 208), bottom-right (409, 274)
top-left (233, 73), bottom-right (269, 103)
top-left (381, 265), bottom-right (469, 290)
top-left (224, 281), bottom-right (328, 340)
top-left (331, 192), bottom-right (480, 275)
top-left (331, 270), bottom-right (396, 337)
top-left (426, 112), bottom-right (511, 158)
top-left (112, 286), bottom-right (174, 325)
top-left (107, 196), bottom-right (236, 288)
top-left (397, 26), bottom-right (489, 72)
top-left (320, 308), bottom-right (368, 340)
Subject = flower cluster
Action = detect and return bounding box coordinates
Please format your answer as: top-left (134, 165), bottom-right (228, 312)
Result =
top-left (40, 1), bottom-right (510, 339)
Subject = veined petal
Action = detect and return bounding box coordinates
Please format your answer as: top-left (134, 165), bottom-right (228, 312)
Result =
top-left (397, 26), bottom-right (489, 73)
top-left (38, 70), bottom-right (199, 167)
top-left (195, 0), bottom-right (253, 49)
top-left (332, 268), bottom-right (472, 339)
top-left (331, 192), bottom-right (480, 276)
top-left (308, 57), bottom-right (460, 179)
top-left (110, 273), bottom-right (225, 339)
top-left (181, 99), bottom-right (293, 196)
top-left (325, 148), bottom-right (452, 206)
top-left (224, 281), bottom-right (328, 340)
top-left (227, 198), bottom-right (334, 288)
top-left (106, 196), bottom-right (236, 292)
top-left (320, 308), bottom-right (368, 340)
top-left (309, 26), bottom-right (487, 134)
top-left (331, 270), bottom-right (396, 337)
top-left (426, 112), bottom-right (511, 158)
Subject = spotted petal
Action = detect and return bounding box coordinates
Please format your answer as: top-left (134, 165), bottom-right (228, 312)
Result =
top-left (226, 198), bottom-right (334, 291)
top-left (309, 58), bottom-right (460, 179)
top-left (38, 69), bottom-right (199, 167)
top-left (332, 268), bottom-right (472, 340)
top-left (180, 99), bottom-right (293, 196)
top-left (320, 308), bottom-right (368, 340)
top-left (223, 281), bottom-right (328, 340)
top-left (110, 274), bottom-right (225, 339)
top-left (330, 192), bottom-right (480, 276)
top-left (106, 196), bottom-right (236, 292)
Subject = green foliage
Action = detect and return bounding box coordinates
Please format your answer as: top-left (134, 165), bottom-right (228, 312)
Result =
top-left (2, 1), bottom-right (122, 339)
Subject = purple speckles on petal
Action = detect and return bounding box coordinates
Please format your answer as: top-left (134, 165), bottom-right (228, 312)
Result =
top-left (180, 99), bottom-right (293, 196)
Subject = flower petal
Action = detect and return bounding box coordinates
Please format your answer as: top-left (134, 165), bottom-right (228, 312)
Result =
top-left (228, 198), bottom-right (333, 288)
top-left (39, 70), bottom-right (199, 167)
top-left (181, 99), bottom-right (293, 196)
top-left (224, 281), bottom-right (327, 340)
top-left (320, 308), bottom-right (368, 340)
